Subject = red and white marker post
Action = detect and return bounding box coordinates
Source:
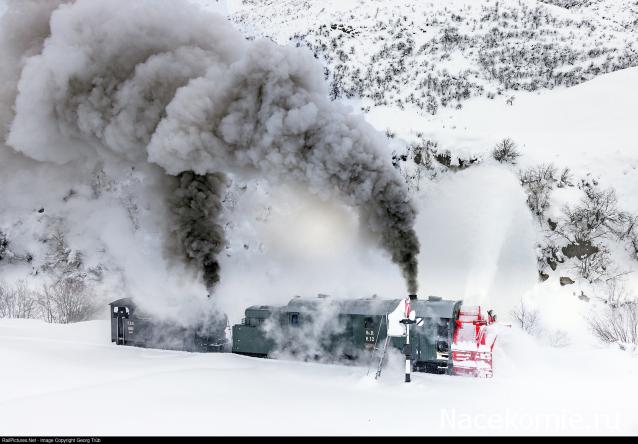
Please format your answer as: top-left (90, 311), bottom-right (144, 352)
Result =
top-left (400, 295), bottom-right (417, 383)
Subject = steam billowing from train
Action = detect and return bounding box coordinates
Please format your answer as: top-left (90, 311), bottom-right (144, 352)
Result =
top-left (1, 0), bottom-right (420, 293)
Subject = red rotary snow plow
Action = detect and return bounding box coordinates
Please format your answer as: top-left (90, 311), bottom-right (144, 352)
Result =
top-left (451, 306), bottom-right (497, 378)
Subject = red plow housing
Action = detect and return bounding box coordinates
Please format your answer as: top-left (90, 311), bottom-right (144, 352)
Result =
top-left (451, 306), bottom-right (497, 378)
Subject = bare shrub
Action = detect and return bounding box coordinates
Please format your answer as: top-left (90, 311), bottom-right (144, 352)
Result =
top-left (492, 138), bottom-right (520, 164)
top-left (630, 230), bottom-right (638, 261)
top-left (620, 215), bottom-right (638, 262)
top-left (555, 187), bottom-right (637, 283)
top-left (36, 284), bottom-right (57, 323)
top-left (546, 329), bottom-right (570, 348)
top-left (573, 247), bottom-right (613, 284)
top-left (520, 163), bottom-right (557, 220)
top-left (0, 281), bottom-right (11, 318)
top-left (13, 281), bottom-right (37, 319)
top-left (1, 277), bottom-right (98, 323)
top-left (558, 188), bottom-right (630, 246)
top-left (587, 279), bottom-right (638, 348)
top-left (594, 278), bottom-right (634, 307)
top-left (39, 279), bottom-right (98, 324)
top-left (511, 299), bottom-right (541, 335)
top-left (587, 302), bottom-right (638, 348)
top-left (0, 280), bottom-right (38, 319)
top-left (557, 167), bottom-right (574, 188)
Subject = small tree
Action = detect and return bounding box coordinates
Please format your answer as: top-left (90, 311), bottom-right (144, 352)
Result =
top-left (0, 281), bottom-right (14, 318)
top-left (13, 281), bottom-right (37, 319)
top-left (37, 283), bottom-right (57, 323)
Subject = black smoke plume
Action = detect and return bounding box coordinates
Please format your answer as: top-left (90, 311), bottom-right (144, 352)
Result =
top-left (171, 172), bottom-right (227, 290)
top-left (2, 0), bottom-right (420, 294)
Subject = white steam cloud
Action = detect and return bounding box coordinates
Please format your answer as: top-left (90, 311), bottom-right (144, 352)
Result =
top-left (2, 0), bottom-right (420, 301)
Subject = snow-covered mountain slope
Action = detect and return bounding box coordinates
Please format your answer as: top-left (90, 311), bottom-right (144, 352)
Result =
top-left (410, 67), bottom-right (638, 192)
top-left (1, 318), bottom-right (636, 436)
top-left (226, 0), bottom-right (638, 113)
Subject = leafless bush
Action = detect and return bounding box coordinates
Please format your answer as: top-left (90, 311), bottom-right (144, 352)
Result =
top-left (587, 302), bottom-right (638, 348)
top-left (557, 167), bottom-right (574, 188)
top-left (511, 299), bottom-right (541, 335)
top-left (36, 283), bottom-right (57, 323)
top-left (545, 329), bottom-right (571, 347)
top-left (492, 138), bottom-right (520, 164)
top-left (573, 247), bottom-right (613, 284)
top-left (554, 187), bottom-right (637, 282)
top-left (0, 280), bottom-right (38, 319)
top-left (510, 298), bottom-right (572, 346)
top-left (39, 278), bottom-right (98, 324)
top-left (1, 278), bottom-right (98, 323)
top-left (619, 216), bottom-right (638, 262)
top-left (558, 188), bottom-right (630, 245)
top-left (587, 279), bottom-right (638, 348)
top-left (595, 277), bottom-right (634, 307)
top-left (630, 230), bottom-right (638, 261)
top-left (0, 281), bottom-right (12, 317)
top-left (520, 163), bottom-right (557, 220)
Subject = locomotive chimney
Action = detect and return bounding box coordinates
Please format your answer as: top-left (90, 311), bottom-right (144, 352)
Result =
top-left (408, 294), bottom-right (418, 301)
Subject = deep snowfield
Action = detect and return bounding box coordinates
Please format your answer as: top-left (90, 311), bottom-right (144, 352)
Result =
top-left (0, 319), bottom-right (636, 436)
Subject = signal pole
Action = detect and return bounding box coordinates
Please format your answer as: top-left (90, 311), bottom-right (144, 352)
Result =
top-left (400, 295), bottom-right (417, 383)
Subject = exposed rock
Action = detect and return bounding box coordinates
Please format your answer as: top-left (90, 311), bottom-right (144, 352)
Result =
top-left (560, 276), bottom-right (575, 286)
top-left (562, 241), bottom-right (599, 259)
top-left (577, 291), bottom-right (590, 302)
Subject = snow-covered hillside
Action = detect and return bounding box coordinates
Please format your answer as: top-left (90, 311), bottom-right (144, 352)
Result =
top-left (1, 319), bottom-right (636, 435)
top-left (228, 0), bottom-right (638, 111)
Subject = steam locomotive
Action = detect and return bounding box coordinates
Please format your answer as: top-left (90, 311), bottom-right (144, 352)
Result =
top-left (110, 295), bottom-right (497, 377)
top-left (109, 298), bottom-right (227, 352)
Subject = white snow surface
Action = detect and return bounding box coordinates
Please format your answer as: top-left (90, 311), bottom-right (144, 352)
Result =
top-left (0, 318), bottom-right (636, 436)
